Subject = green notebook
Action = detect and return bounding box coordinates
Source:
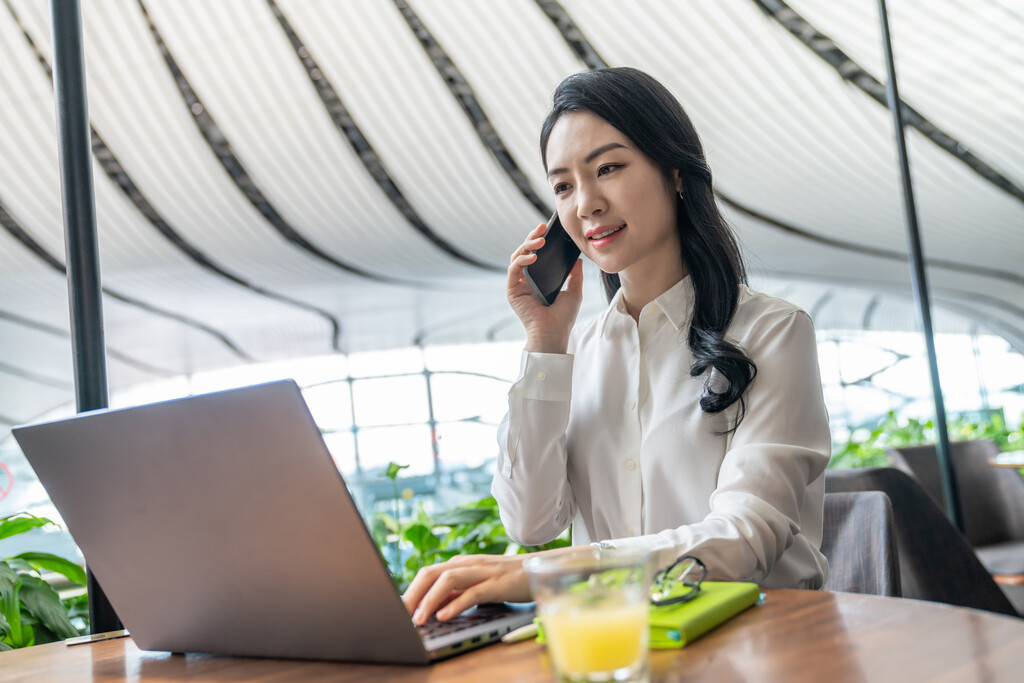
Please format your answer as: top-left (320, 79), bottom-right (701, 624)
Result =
top-left (648, 581), bottom-right (761, 648)
top-left (535, 581), bottom-right (761, 649)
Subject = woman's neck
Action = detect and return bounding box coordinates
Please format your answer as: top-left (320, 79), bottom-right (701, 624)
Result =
top-left (619, 262), bottom-right (688, 322)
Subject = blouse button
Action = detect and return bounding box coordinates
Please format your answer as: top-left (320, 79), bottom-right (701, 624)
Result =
top-left (624, 459), bottom-right (637, 471)
top-left (536, 371), bottom-right (547, 381)
top-left (627, 400), bottom-right (637, 411)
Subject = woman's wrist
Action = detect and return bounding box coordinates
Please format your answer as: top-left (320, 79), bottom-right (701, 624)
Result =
top-left (524, 335), bottom-right (569, 354)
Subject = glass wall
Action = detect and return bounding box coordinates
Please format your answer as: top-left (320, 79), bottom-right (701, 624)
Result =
top-left (2, 332), bottom-right (1023, 560)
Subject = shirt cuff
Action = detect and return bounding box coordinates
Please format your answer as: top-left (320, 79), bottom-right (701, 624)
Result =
top-left (510, 350), bottom-right (574, 402)
top-left (600, 535), bottom-right (680, 572)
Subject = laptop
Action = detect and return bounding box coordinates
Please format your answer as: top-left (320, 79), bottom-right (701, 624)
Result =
top-left (12, 380), bottom-right (534, 663)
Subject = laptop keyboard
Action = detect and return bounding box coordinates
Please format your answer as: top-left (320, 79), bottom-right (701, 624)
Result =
top-left (417, 611), bottom-right (492, 638)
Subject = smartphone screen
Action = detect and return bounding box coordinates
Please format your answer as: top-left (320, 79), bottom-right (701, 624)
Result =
top-left (523, 211), bottom-right (581, 306)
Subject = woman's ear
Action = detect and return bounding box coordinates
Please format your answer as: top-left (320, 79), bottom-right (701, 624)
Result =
top-left (673, 169), bottom-right (683, 194)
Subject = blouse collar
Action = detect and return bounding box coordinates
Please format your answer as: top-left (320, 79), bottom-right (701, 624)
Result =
top-left (599, 276), bottom-right (695, 337)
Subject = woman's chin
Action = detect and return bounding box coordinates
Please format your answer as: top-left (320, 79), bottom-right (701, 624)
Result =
top-left (586, 253), bottom-right (628, 276)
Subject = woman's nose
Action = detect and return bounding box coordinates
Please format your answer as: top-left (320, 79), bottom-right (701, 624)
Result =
top-left (575, 181), bottom-right (606, 220)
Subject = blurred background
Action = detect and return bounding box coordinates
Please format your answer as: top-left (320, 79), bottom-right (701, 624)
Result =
top-left (1, 0), bottom-right (1022, 562)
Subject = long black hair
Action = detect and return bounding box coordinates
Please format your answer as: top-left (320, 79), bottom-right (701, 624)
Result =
top-left (540, 67), bottom-right (756, 429)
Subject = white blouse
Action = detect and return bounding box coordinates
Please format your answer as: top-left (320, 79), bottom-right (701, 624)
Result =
top-left (492, 276), bottom-right (831, 588)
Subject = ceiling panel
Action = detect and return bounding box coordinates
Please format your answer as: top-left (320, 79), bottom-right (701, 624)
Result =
top-left (0, 0), bottom-right (1019, 430)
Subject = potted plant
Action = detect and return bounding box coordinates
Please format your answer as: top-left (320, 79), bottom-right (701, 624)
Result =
top-left (1, 513), bottom-right (88, 650)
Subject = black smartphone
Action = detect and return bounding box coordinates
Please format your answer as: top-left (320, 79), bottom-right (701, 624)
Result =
top-left (523, 211), bottom-right (581, 306)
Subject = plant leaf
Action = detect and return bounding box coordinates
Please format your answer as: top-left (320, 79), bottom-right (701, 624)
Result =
top-left (0, 562), bottom-right (17, 598)
top-left (63, 593), bottom-right (90, 624)
top-left (0, 577), bottom-right (23, 647)
top-left (403, 524), bottom-right (439, 555)
top-left (19, 613), bottom-right (64, 646)
top-left (432, 550), bottom-right (458, 563)
top-left (373, 511), bottom-right (399, 535)
top-left (384, 462), bottom-right (409, 480)
top-left (4, 558), bottom-right (35, 574)
top-left (0, 513), bottom-right (56, 541)
top-left (469, 496), bottom-right (499, 509)
top-left (476, 543), bottom-right (507, 555)
top-left (17, 576), bottom-right (78, 640)
top-left (12, 553), bottom-right (87, 586)
top-left (432, 507), bottom-right (491, 527)
top-left (0, 605), bottom-right (9, 639)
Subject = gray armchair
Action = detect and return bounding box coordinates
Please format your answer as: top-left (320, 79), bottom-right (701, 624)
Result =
top-left (825, 467), bottom-right (1017, 616)
top-left (887, 440), bottom-right (1024, 579)
top-left (821, 491), bottom-right (901, 597)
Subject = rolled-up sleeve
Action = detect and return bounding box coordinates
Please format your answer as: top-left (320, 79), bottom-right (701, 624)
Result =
top-left (492, 351), bottom-right (578, 545)
top-left (607, 311), bottom-right (831, 587)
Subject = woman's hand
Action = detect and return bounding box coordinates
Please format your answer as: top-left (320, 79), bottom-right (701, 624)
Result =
top-left (401, 553), bottom-right (532, 625)
top-left (508, 222), bottom-right (584, 354)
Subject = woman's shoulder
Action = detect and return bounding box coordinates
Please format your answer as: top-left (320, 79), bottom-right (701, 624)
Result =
top-left (733, 285), bottom-right (814, 335)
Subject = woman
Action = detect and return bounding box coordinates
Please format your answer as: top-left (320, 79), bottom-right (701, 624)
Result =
top-left (403, 67), bottom-right (830, 625)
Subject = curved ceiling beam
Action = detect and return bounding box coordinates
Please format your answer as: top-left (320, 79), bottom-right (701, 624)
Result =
top-left (91, 120), bottom-right (345, 352)
top-left (808, 291), bottom-right (835, 320)
top-left (412, 304), bottom-right (510, 347)
top-left (533, 1), bottom-right (1024, 292)
top-left (0, 308), bottom-right (178, 378)
top-left (390, 0), bottom-right (552, 218)
top-left (257, 0), bottom-right (500, 273)
top-left (485, 315), bottom-right (524, 343)
top-left (6, 1), bottom-right (344, 352)
top-left (0, 197), bottom-right (255, 363)
top-left (533, 0), bottom-right (609, 68)
top-left (719, 190), bottom-right (1024, 287)
top-left (0, 361), bottom-right (72, 390)
top-left (133, 0), bottom-right (444, 283)
top-left (769, 269), bottom-right (1024, 355)
top-left (750, 0), bottom-right (1024, 206)
top-left (862, 294), bottom-right (882, 329)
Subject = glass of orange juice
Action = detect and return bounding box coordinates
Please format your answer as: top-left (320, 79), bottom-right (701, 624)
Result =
top-left (525, 548), bottom-right (653, 682)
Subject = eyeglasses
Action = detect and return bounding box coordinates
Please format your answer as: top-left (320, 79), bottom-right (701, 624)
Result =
top-left (649, 555), bottom-right (706, 607)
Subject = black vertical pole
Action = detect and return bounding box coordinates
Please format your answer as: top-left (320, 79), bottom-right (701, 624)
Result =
top-left (877, 0), bottom-right (962, 531)
top-left (49, 0), bottom-right (123, 632)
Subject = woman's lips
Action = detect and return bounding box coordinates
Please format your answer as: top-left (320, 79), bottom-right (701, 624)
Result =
top-left (587, 224), bottom-right (625, 248)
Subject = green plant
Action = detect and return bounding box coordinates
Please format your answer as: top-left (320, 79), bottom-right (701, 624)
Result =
top-left (1, 513), bottom-right (88, 650)
top-left (829, 410), bottom-right (1024, 470)
top-left (370, 463), bottom-right (570, 592)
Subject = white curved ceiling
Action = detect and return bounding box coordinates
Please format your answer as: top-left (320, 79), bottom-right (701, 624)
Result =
top-left (0, 0), bottom-right (1021, 430)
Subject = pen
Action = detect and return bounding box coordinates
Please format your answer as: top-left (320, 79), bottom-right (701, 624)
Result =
top-left (501, 622), bottom-right (539, 643)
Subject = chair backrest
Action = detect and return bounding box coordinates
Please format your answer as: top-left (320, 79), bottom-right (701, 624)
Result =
top-left (821, 491), bottom-right (901, 597)
top-left (888, 440), bottom-right (1024, 546)
top-left (825, 467), bottom-right (1017, 616)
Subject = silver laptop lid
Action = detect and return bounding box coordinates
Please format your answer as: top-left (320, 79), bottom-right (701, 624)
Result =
top-left (12, 380), bottom-right (430, 664)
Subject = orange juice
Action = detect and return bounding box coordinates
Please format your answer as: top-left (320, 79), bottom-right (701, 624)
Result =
top-left (541, 597), bottom-right (648, 678)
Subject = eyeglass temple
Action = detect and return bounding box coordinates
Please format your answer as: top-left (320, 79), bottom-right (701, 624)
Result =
top-left (658, 556), bottom-right (706, 586)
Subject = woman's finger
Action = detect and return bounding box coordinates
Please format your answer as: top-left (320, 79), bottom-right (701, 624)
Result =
top-left (403, 555), bottom-right (484, 615)
top-left (509, 236), bottom-right (545, 265)
top-left (402, 562), bottom-right (448, 614)
top-left (507, 253), bottom-right (537, 292)
top-left (439, 558), bottom-right (532, 620)
top-left (509, 223), bottom-right (547, 262)
top-left (435, 583), bottom-right (495, 622)
top-left (412, 565), bottom-right (494, 625)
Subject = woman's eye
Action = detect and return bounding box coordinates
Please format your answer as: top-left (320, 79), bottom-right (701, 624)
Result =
top-left (598, 164), bottom-right (620, 176)
top-left (553, 182), bottom-right (570, 195)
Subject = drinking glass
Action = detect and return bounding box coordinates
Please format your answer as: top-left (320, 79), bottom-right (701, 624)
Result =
top-left (525, 548), bottom-right (653, 683)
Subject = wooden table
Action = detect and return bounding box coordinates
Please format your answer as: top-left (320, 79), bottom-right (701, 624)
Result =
top-left (3, 589), bottom-right (1024, 682)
